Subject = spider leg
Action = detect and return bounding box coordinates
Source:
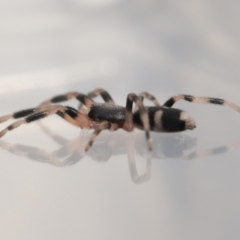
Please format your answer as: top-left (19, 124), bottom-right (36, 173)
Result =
top-left (0, 92), bottom-right (93, 124)
top-left (138, 92), bottom-right (160, 106)
top-left (0, 105), bottom-right (90, 138)
top-left (85, 121), bottom-right (111, 151)
top-left (124, 93), bottom-right (152, 151)
top-left (0, 108), bottom-right (38, 124)
top-left (40, 92), bottom-right (94, 109)
top-left (0, 105), bottom-right (61, 124)
top-left (78, 88), bottom-right (114, 110)
top-left (134, 91), bottom-right (160, 111)
top-left (87, 88), bottom-right (114, 104)
top-left (163, 94), bottom-right (240, 113)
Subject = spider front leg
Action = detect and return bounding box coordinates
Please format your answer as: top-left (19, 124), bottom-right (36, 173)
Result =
top-left (163, 95), bottom-right (240, 114)
top-left (0, 93), bottom-right (94, 124)
top-left (0, 105), bottom-right (90, 138)
top-left (0, 108), bottom-right (38, 124)
top-left (124, 93), bottom-right (152, 151)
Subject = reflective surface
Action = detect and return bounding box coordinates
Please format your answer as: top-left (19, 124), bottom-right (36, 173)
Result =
top-left (0, 1), bottom-right (240, 239)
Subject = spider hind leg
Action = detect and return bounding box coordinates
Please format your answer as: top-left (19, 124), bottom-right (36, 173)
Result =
top-left (163, 95), bottom-right (240, 114)
top-left (139, 92), bottom-right (160, 106)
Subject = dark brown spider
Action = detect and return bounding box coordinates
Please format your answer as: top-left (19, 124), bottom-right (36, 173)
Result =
top-left (0, 88), bottom-right (239, 151)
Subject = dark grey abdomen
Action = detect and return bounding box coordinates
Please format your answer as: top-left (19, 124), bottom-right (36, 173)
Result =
top-left (88, 103), bottom-right (125, 122)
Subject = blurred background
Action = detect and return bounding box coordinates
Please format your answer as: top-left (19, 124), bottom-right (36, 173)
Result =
top-left (0, 1), bottom-right (240, 239)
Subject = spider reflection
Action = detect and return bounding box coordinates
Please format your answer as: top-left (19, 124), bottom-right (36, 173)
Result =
top-left (0, 122), bottom-right (239, 184)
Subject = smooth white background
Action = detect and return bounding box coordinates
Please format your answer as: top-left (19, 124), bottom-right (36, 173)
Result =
top-left (0, 1), bottom-right (240, 239)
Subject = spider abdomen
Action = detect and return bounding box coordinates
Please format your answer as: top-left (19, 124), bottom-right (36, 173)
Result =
top-left (133, 107), bottom-right (196, 132)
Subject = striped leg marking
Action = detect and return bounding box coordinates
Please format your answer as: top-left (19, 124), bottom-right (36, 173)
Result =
top-left (0, 108), bottom-right (38, 124)
top-left (0, 105), bottom-right (59, 124)
top-left (125, 93), bottom-right (152, 151)
top-left (87, 88), bottom-right (114, 104)
top-left (163, 95), bottom-right (240, 114)
top-left (85, 121), bottom-right (111, 151)
top-left (79, 88), bottom-right (114, 110)
top-left (40, 92), bottom-right (94, 109)
top-left (139, 92), bottom-right (160, 106)
top-left (0, 105), bottom-right (89, 138)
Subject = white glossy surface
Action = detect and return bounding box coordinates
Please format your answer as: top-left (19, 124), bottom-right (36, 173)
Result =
top-left (0, 1), bottom-right (240, 239)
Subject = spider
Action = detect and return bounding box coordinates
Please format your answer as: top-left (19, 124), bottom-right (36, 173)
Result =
top-left (0, 88), bottom-right (239, 151)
